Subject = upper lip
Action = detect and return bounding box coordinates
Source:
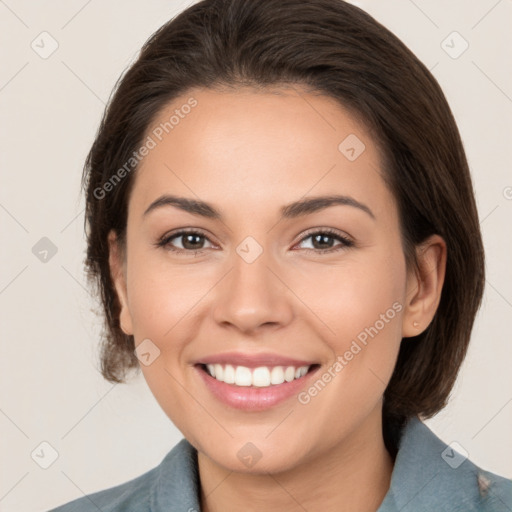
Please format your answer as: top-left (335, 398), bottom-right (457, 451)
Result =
top-left (195, 352), bottom-right (317, 369)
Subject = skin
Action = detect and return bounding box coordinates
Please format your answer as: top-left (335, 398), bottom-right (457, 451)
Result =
top-left (108, 86), bottom-right (446, 512)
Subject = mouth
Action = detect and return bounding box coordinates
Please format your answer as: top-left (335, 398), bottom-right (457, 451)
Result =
top-left (194, 360), bottom-right (321, 411)
top-left (197, 362), bottom-right (320, 388)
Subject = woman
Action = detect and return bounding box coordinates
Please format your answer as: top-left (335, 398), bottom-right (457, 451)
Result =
top-left (50, 0), bottom-right (512, 510)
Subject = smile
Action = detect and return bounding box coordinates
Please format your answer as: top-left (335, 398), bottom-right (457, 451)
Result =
top-left (195, 361), bottom-right (321, 411)
top-left (204, 363), bottom-right (312, 387)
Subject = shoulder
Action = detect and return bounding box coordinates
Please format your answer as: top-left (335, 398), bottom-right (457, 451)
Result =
top-left (48, 466), bottom-right (157, 512)
top-left (48, 438), bottom-right (201, 512)
top-left (379, 417), bottom-right (512, 512)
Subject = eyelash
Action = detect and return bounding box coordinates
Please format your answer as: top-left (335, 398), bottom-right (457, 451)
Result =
top-left (155, 227), bottom-right (354, 256)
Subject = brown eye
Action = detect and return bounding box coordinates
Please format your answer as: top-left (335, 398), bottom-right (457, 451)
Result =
top-left (295, 229), bottom-right (354, 253)
top-left (178, 233), bottom-right (206, 250)
top-left (156, 229), bottom-right (214, 254)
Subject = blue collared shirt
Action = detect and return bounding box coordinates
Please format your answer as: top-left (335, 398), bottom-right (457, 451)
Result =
top-left (49, 417), bottom-right (512, 511)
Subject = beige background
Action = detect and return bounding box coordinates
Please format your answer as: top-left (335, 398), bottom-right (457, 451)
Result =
top-left (1, 0), bottom-right (511, 510)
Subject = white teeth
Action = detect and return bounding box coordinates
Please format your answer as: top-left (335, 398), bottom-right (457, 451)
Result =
top-left (235, 366), bottom-right (252, 386)
top-left (270, 366), bottom-right (285, 385)
top-left (204, 364), bottom-right (311, 387)
top-left (252, 367), bottom-right (270, 387)
top-left (284, 366), bottom-right (295, 382)
top-left (223, 364), bottom-right (235, 384)
top-left (214, 364), bottom-right (224, 381)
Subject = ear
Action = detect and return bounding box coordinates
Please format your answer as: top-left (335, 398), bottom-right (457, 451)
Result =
top-left (108, 230), bottom-right (134, 336)
top-left (402, 234), bottom-right (447, 338)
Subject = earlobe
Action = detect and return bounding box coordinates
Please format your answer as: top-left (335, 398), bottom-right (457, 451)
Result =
top-left (402, 235), bottom-right (447, 338)
top-left (108, 230), bottom-right (134, 335)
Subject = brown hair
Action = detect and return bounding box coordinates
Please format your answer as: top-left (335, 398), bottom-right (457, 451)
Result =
top-left (82, 0), bottom-right (485, 428)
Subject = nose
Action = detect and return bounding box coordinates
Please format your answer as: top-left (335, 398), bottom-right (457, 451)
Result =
top-left (212, 247), bottom-right (294, 335)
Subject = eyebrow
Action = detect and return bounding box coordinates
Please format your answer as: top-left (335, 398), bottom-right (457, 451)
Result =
top-left (143, 194), bottom-right (375, 221)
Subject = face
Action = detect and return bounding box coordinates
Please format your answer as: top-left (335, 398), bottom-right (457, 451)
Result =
top-left (109, 86), bottom-right (434, 474)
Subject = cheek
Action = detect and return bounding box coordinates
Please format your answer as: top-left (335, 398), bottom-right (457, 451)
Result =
top-left (125, 252), bottom-right (212, 430)
top-left (285, 247), bottom-right (406, 407)
top-left (288, 248), bottom-right (405, 343)
top-left (126, 247), bottom-right (212, 342)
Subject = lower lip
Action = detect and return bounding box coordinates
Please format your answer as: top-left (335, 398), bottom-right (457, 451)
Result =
top-left (195, 365), bottom-right (320, 411)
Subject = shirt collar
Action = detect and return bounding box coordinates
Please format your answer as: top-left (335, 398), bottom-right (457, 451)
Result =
top-left (378, 416), bottom-right (492, 511)
top-left (151, 436), bottom-right (201, 512)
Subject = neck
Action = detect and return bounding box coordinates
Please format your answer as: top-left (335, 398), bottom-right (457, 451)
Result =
top-left (197, 408), bottom-right (394, 512)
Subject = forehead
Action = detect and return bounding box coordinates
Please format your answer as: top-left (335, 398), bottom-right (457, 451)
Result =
top-left (130, 86), bottom-right (392, 222)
